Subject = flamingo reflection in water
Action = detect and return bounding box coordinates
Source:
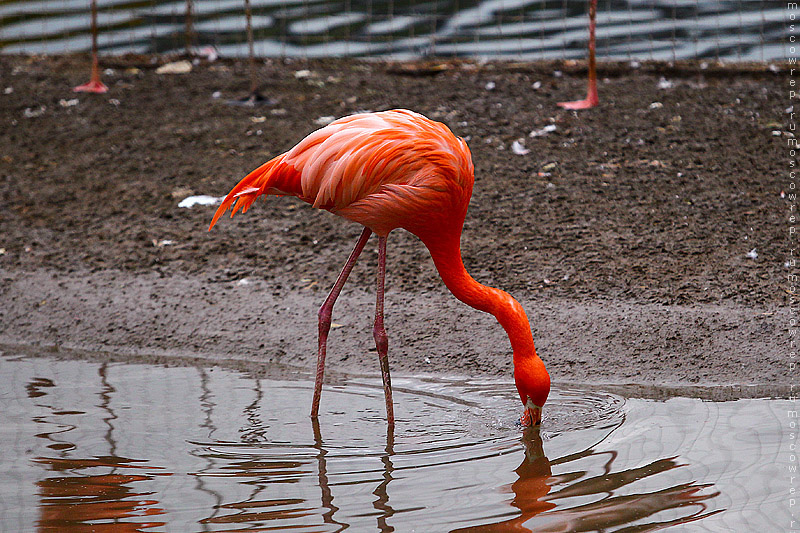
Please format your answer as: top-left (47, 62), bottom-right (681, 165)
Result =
top-left (452, 428), bottom-right (721, 533)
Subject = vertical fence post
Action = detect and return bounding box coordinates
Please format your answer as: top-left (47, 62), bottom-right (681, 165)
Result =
top-left (226, 0), bottom-right (273, 106)
top-left (185, 0), bottom-right (195, 55)
top-left (246, 0), bottom-right (257, 95)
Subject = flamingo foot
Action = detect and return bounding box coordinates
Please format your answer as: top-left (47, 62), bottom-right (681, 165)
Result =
top-left (557, 97), bottom-right (597, 110)
top-left (73, 78), bottom-right (108, 93)
top-left (557, 88), bottom-right (599, 109)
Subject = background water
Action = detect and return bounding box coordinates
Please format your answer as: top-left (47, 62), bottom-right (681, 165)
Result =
top-left (0, 351), bottom-right (792, 532)
top-left (0, 0), bottom-right (788, 61)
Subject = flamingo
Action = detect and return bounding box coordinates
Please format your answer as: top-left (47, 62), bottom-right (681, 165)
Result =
top-left (209, 109), bottom-right (551, 427)
top-left (73, 0), bottom-right (108, 94)
top-left (558, 0), bottom-right (599, 110)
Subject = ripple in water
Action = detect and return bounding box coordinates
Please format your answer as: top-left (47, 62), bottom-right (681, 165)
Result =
top-left (0, 352), bottom-right (790, 531)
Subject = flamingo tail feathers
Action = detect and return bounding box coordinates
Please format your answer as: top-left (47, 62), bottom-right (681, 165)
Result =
top-left (208, 155), bottom-right (301, 230)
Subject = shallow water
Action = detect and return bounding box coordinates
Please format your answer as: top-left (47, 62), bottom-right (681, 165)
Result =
top-left (0, 352), bottom-right (791, 532)
top-left (0, 0), bottom-right (786, 61)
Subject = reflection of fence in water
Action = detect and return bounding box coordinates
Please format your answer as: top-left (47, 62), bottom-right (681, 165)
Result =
top-left (0, 0), bottom-right (788, 61)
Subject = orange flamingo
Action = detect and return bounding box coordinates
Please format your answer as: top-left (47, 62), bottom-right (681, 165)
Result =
top-left (209, 109), bottom-right (551, 427)
top-left (74, 0), bottom-right (108, 94)
top-left (558, 0), bottom-right (599, 110)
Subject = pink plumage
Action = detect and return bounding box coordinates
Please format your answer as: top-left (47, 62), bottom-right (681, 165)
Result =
top-left (210, 109), bottom-right (473, 237)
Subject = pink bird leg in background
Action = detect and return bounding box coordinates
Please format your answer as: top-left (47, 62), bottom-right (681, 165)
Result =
top-left (558, 0), bottom-right (599, 110)
top-left (74, 0), bottom-right (108, 94)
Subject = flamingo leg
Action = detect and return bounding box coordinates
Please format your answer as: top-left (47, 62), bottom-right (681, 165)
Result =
top-left (373, 235), bottom-right (394, 427)
top-left (311, 227), bottom-right (372, 418)
top-left (557, 0), bottom-right (598, 110)
top-left (73, 0), bottom-right (108, 94)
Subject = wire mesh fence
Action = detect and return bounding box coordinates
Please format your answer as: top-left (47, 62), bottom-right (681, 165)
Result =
top-left (0, 0), bottom-right (788, 62)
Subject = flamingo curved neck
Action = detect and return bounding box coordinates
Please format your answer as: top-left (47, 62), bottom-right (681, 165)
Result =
top-left (421, 233), bottom-right (538, 360)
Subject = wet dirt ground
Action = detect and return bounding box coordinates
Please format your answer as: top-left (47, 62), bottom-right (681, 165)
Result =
top-left (0, 54), bottom-right (788, 396)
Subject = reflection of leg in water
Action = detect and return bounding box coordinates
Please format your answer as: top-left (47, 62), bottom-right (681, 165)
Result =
top-left (372, 422), bottom-right (396, 532)
top-left (312, 418), bottom-right (347, 531)
top-left (312, 418), bottom-right (396, 531)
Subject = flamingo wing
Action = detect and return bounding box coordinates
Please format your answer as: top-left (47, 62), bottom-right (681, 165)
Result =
top-left (209, 109), bottom-right (474, 235)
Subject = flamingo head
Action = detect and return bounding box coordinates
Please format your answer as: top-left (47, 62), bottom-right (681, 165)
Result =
top-left (514, 355), bottom-right (551, 427)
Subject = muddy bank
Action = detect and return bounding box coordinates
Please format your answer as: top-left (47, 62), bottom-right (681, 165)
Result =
top-left (0, 266), bottom-right (786, 398)
top-left (0, 54), bottom-right (788, 396)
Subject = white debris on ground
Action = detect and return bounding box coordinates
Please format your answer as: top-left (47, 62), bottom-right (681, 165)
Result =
top-left (658, 77), bottom-right (674, 89)
top-left (649, 102), bottom-right (663, 110)
top-left (529, 124), bottom-right (557, 137)
top-left (59, 98), bottom-right (79, 107)
top-left (23, 106), bottom-right (46, 118)
top-left (153, 239), bottom-right (174, 247)
top-left (314, 115), bottom-right (336, 126)
top-left (746, 249), bottom-right (758, 260)
top-left (294, 70), bottom-right (312, 79)
top-left (237, 278), bottom-right (251, 286)
top-left (178, 195), bottom-right (223, 208)
top-left (485, 81), bottom-right (496, 91)
top-left (156, 60), bottom-right (192, 75)
top-left (511, 139), bottom-right (530, 155)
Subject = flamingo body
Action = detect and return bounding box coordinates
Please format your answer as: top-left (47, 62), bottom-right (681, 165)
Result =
top-left (211, 110), bottom-right (472, 238)
top-left (210, 109), bottom-right (550, 426)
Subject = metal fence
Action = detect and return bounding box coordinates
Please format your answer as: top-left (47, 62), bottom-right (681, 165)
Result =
top-left (0, 0), bottom-right (788, 62)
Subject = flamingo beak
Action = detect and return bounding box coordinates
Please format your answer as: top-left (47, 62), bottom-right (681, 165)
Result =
top-left (520, 400), bottom-right (543, 427)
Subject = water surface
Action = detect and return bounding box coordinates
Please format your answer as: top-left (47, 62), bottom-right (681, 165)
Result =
top-left (0, 351), bottom-right (790, 531)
